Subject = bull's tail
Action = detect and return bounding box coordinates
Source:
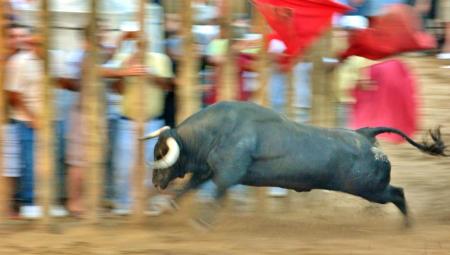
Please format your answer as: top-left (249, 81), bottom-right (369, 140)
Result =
top-left (357, 126), bottom-right (448, 157)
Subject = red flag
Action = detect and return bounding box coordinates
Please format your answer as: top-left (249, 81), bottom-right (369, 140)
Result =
top-left (339, 4), bottom-right (436, 60)
top-left (349, 60), bottom-right (419, 143)
top-left (254, 0), bottom-right (351, 65)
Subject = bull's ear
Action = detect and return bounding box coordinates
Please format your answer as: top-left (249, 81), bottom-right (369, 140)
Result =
top-left (140, 126), bottom-right (171, 140)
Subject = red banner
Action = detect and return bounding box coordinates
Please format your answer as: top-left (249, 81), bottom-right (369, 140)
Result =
top-left (339, 4), bottom-right (436, 60)
top-left (254, 0), bottom-right (351, 64)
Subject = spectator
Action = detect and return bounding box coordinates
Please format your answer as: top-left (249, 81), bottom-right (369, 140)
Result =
top-left (62, 25), bottom-right (146, 217)
top-left (4, 32), bottom-right (47, 219)
top-left (110, 22), bottom-right (175, 215)
top-left (2, 23), bottom-right (30, 218)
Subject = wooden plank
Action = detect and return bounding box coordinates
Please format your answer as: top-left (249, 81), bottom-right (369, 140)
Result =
top-left (36, 0), bottom-right (54, 227)
top-left (217, 0), bottom-right (237, 101)
top-left (0, 0), bottom-right (7, 223)
top-left (176, 0), bottom-right (200, 123)
top-left (84, 0), bottom-right (102, 224)
top-left (309, 32), bottom-right (335, 127)
top-left (251, 10), bottom-right (270, 107)
top-left (132, 0), bottom-right (148, 221)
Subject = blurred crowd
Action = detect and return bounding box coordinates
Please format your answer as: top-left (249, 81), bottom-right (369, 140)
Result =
top-left (1, 0), bottom-right (449, 219)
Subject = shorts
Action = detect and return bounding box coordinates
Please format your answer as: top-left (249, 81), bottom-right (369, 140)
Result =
top-left (65, 109), bottom-right (87, 167)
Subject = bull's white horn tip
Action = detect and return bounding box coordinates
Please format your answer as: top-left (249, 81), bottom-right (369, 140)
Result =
top-left (140, 126), bottom-right (171, 140)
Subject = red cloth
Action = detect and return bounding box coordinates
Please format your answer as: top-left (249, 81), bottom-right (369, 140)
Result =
top-left (340, 4), bottom-right (436, 60)
top-left (254, 0), bottom-right (351, 67)
top-left (349, 59), bottom-right (419, 143)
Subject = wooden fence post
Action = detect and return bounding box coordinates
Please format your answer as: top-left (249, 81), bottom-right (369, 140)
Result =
top-left (310, 30), bottom-right (335, 127)
top-left (218, 0), bottom-right (237, 101)
top-left (35, 0), bottom-right (55, 227)
top-left (252, 10), bottom-right (270, 107)
top-left (132, 0), bottom-right (148, 221)
top-left (176, 0), bottom-right (200, 123)
top-left (84, 0), bottom-right (103, 224)
top-left (0, 1), bottom-right (7, 223)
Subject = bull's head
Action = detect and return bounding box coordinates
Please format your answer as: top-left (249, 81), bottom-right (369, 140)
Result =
top-left (141, 126), bottom-right (182, 190)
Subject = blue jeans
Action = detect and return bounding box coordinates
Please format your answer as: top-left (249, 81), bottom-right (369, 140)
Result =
top-left (16, 121), bottom-right (35, 206)
top-left (104, 116), bottom-right (119, 201)
top-left (54, 120), bottom-right (67, 204)
top-left (113, 117), bottom-right (164, 210)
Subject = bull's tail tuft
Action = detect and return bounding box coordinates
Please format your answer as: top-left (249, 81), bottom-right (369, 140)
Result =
top-left (420, 127), bottom-right (448, 156)
top-left (357, 126), bottom-right (448, 157)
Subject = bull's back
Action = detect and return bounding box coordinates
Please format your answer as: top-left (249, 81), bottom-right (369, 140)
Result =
top-left (246, 121), bottom-right (377, 189)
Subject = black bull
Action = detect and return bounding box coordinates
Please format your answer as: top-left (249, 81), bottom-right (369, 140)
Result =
top-left (143, 101), bottom-right (447, 224)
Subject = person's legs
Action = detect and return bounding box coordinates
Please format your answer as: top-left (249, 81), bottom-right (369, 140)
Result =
top-left (3, 123), bottom-right (21, 216)
top-left (54, 120), bottom-right (68, 207)
top-left (16, 121), bottom-right (41, 218)
top-left (17, 122), bottom-right (34, 206)
top-left (104, 116), bottom-right (118, 206)
top-left (113, 118), bottom-right (136, 214)
top-left (65, 109), bottom-right (89, 216)
top-left (293, 62), bottom-right (312, 124)
top-left (66, 165), bottom-right (84, 215)
top-left (269, 69), bottom-right (287, 114)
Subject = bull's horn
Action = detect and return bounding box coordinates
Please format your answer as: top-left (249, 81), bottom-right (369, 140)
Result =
top-left (140, 126), bottom-right (170, 140)
top-left (153, 137), bottom-right (180, 169)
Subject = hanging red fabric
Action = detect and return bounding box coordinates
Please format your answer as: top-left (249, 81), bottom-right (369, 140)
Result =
top-left (339, 4), bottom-right (436, 60)
top-left (254, 0), bottom-right (351, 68)
top-left (349, 59), bottom-right (419, 143)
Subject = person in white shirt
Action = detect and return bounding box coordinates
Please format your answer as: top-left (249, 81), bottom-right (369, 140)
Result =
top-left (5, 34), bottom-right (46, 218)
top-left (2, 23), bottom-right (30, 218)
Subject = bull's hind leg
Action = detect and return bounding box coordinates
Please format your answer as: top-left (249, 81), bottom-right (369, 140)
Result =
top-left (360, 185), bottom-right (410, 227)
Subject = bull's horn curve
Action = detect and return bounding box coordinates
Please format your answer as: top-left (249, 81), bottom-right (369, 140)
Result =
top-left (140, 126), bottom-right (170, 140)
top-left (153, 137), bottom-right (180, 169)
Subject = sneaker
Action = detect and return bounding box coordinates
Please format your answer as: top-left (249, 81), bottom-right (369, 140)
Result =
top-left (19, 205), bottom-right (43, 219)
top-left (112, 208), bottom-right (131, 216)
top-left (50, 205), bottom-right (69, 217)
top-left (437, 52), bottom-right (450, 60)
top-left (267, 187), bottom-right (289, 197)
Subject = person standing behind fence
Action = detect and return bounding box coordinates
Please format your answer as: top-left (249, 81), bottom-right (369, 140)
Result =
top-left (4, 32), bottom-right (49, 219)
top-left (110, 22), bottom-right (175, 215)
top-left (2, 23), bottom-right (30, 218)
top-left (62, 26), bottom-right (146, 217)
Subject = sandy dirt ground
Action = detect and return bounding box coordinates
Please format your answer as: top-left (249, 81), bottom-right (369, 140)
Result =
top-left (1, 56), bottom-right (450, 255)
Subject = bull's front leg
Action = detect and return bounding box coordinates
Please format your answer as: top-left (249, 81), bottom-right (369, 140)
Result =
top-left (193, 139), bottom-right (253, 228)
top-left (172, 173), bottom-right (210, 209)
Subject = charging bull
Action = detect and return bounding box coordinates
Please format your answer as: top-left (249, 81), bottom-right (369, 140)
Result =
top-left (142, 101), bottom-right (447, 226)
